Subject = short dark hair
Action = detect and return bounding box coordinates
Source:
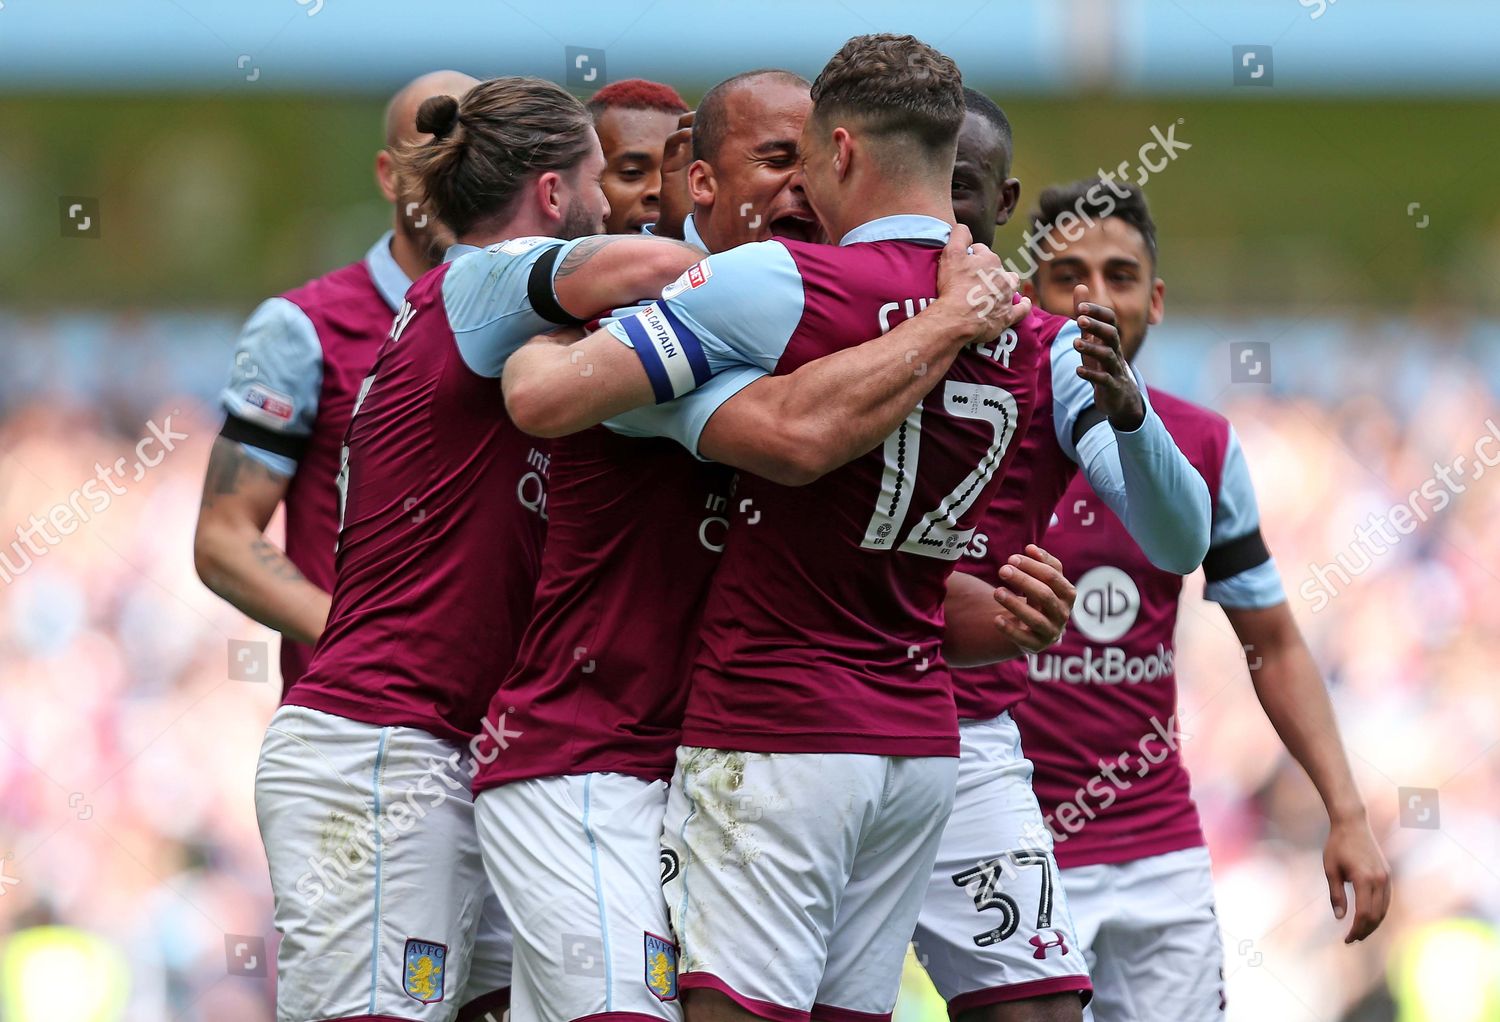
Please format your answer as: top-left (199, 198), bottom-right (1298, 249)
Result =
top-left (692, 69), bottom-right (810, 163)
top-left (587, 78), bottom-right (689, 119)
top-left (809, 34), bottom-right (964, 155)
top-left (396, 76), bottom-right (595, 236)
top-left (962, 87), bottom-right (1013, 169)
top-left (1030, 176), bottom-right (1159, 267)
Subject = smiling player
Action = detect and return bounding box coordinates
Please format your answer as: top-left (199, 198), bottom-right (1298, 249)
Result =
top-left (1009, 178), bottom-right (1390, 1021)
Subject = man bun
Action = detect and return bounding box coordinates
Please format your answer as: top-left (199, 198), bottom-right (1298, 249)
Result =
top-left (416, 94), bottom-right (461, 139)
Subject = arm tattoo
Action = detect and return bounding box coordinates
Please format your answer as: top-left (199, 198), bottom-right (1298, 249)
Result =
top-left (554, 236), bottom-right (626, 279)
top-left (201, 437), bottom-right (288, 508)
top-left (553, 235), bottom-right (701, 279)
top-left (205, 437), bottom-right (247, 496)
top-left (250, 536), bottom-right (307, 583)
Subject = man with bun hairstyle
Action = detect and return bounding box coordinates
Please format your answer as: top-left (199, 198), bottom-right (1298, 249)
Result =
top-left (252, 75), bottom-right (659, 1022)
top-left (588, 78), bottom-right (690, 233)
top-left (256, 74), bottom-right (1026, 1022)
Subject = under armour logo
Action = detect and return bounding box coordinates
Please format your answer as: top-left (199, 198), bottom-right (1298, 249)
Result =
top-left (1029, 930), bottom-right (1070, 959)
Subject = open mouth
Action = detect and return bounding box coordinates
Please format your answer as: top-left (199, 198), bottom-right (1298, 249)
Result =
top-left (769, 211), bottom-right (820, 243)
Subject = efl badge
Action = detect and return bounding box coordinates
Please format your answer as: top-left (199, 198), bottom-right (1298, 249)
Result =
top-left (644, 932), bottom-right (678, 1002)
top-left (661, 260), bottom-right (713, 301)
top-left (244, 383), bottom-right (294, 422)
top-left (403, 939), bottom-right (447, 1004)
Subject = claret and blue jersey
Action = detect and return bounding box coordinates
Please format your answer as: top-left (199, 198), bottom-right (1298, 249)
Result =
top-left (1011, 389), bottom-right (1288, 869)
top-left (606, 214), bottom-right (1069, 758)
top-left (217, 231), bottom-right (411, 690)
top-left (292, 235), bottom-right (593, 743)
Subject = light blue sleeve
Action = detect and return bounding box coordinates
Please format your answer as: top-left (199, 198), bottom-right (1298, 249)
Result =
top-left (604, 365), bottom-right (767, 458)
top-left (1063, 357), bottom-right (1212, 575)
top-left (1204, 427), bottom-right (1287, 608)
top-left (602, 240), bottom-right (804, 403)
top-left (1048, 320), bottom-right (1095, 464)
top-left (219, 297), bottom-right (323, 477)
top-left (442, 235), bottom-right (592, 378)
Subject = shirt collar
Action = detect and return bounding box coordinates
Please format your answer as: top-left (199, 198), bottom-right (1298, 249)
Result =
top-left (838, 214), bottom-right (951, 247)
top-left (641, 215), bottom-right (706, 252)
top-left (681, 214), bottom-right (706, 251)
top-left (444, 242), bottom-right (482, 263)
top-left (364, 230), bottom-right (414, 310)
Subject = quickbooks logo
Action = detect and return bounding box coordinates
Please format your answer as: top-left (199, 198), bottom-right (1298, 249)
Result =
top-left (1029, 564), bottom-right (1172, 685)
top-left (1072, 565), bottom-right (1139, 643)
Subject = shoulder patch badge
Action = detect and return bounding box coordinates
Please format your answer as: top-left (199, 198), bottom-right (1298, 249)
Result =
top-left (403, 938), bottom-right (447, 1004)
top-left (495, 236), bottom-right (549, 256)
top-left (661, 259), bottom-right (712, 301)
top-left (243, 383), bottom-right (295, 423)
top-left (644, 931), bottom-right (678, 1002)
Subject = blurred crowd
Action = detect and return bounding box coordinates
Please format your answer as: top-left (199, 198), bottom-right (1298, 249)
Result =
top-left (1, 315), bottom-right (1498, 1021)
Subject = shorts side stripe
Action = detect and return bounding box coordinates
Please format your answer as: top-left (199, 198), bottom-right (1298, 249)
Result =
top-left (367, 726), bottom-right (392, 1014)
top-left (582, 774), bottom-right (614, 1008)
top-left (674, 771), bottom-right (699, 930)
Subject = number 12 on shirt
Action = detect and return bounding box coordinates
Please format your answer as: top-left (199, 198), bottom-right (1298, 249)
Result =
top-left (860, 382), bottom-right (1019, 560)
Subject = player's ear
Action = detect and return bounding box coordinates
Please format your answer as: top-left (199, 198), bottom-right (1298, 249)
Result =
top-left (687, 159), bottom-right (714, 208)
top-left (535, 170), bottom-right (564, 224)
top-left (831, 127), bottom-right (853, 181)
top-left (996, 177), bottom-right (1021, 228)
top-left (375, 149), bottom-right (399, 204)
top-left (1148, 277), bottom-right (1165, 325)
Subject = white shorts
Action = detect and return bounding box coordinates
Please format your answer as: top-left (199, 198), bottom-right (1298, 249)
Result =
top-left (660, 747), bottom-right (958, 1020)
top-left (1065, 846), bottom-right (1225, 1022)
top-left (911, 714), bottom-right (1092, 1013)
top-left (475, 773), bottom-right (681, 1022)
top-left (255, 705), bottom-right (513, 1022)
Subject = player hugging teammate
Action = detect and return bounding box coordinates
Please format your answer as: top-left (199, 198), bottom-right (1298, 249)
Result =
top-left (199, 31), bottom-right (1390, 1022)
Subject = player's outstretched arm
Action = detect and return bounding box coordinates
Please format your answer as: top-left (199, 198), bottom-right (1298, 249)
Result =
top-left (944, 545), bottom-right (1075, 668)
top-left (193, 438), bottom-right (331, 645)
top-left (696, 226), bottom-right (1031, 484)
top-left (504, 235), bottom-right (706, 436)
top-left (1064, 285), bottom-right (1211, 573)
top-left (1225, 603), bottom-right (1391, 943)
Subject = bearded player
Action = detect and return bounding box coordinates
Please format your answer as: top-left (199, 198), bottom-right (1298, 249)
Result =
top-left (252, 76), bottom-right (718, 1022)
top-left (1007, 179), bottom-right (1390, 1021)
top-left (194, 69), bottom-right (477, 692)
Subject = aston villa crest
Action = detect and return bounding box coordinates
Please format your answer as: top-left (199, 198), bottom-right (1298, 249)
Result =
top-left (644, 931), bottom-right (678, 1002)
top-left (403, 938), bottom-right (447, 1004)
